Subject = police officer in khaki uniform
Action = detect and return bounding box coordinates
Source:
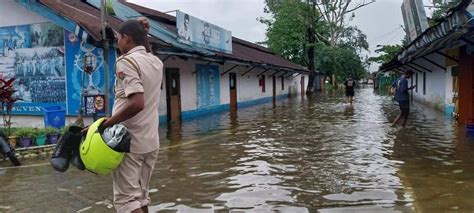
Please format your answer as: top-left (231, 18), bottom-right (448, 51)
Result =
top-left (100, 19), bottom-right (163, 213)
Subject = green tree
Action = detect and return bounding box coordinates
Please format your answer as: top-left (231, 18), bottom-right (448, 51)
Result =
top-left (316, 44), bottom-right (368, 82)
top-left (261, 0), bottom-right (371, 87)
top-left (259, 0), bottom-right (314, 66)
top-left (368, 44), bottom-right (403, 64)
top-left (341, 26), bottom-right (369, 53)
top-left (314, 0), bottom-right (375, 48)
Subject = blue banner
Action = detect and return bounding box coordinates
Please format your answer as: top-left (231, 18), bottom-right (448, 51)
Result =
top-left (65, 31), bottom-right (115, 115)
top-left (196, 64), bottom-right (220, 108)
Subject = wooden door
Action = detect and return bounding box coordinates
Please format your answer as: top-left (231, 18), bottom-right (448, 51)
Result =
top-left (229, 73), bottom-right (237, 113)
top-left (166, 68), bottom-right (182, 123)
top-left (272, 75), bottom-right (277, 103)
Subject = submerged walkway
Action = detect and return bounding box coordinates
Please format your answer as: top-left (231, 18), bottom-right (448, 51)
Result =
top-left (1, 87), bottom-right (473, 212)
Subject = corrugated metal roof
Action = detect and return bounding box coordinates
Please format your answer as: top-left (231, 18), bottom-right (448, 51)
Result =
top-left (38, 0), bottom-right (174, 48)
top-left (34, 0), bottom-right (309, 73)
top-left (380, 0), bottom-right (474, 72)
top-left (120, 0), bottom-right (308, 72)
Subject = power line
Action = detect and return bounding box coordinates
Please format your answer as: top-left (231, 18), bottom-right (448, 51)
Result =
top-left (372, 26), bottom-right (403, 40)
top-left (372, 26), bottom-right (404, 43)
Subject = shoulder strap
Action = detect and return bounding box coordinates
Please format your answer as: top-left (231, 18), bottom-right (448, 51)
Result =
top-left (116, 56), bottom-right (142, 79)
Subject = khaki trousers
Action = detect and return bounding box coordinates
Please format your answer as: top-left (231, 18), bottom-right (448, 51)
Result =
top-left (113, 150), bottom-right (159, 213)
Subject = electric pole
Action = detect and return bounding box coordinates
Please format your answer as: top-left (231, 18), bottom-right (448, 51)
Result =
top-left (101, 0), bottom-right (110, 116)
top-left (306, 0), bottom-right (316, 95)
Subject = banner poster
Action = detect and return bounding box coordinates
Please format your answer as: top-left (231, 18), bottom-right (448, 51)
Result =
top-left (177, 11), bottom-right (232, 54)
top-left (65, 31), bottom-right (115, 116)
top-left (84, 94), bottom-right (105, 115)
top-left (0, 22), bottom-right (66, 115)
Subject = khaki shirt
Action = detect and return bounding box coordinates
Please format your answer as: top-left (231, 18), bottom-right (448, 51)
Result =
top-left (113, 46), bottom-right (163, 154)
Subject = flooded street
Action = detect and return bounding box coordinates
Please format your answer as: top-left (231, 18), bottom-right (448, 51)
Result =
top-left (2, 87), bottom-right (474, 212)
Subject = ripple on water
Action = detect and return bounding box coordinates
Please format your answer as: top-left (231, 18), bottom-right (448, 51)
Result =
top-left (2, 88), bottom-right (474, 212)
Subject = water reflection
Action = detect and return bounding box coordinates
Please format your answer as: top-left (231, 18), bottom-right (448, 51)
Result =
top-left (0, 87), bottom-right (473, 212)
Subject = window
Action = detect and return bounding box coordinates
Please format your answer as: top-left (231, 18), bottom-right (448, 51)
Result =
top-left (415, 73), bottom-right (418, 93)
top-left (281, 76), bottom-right (284, 90)
top-left (229, 73), bottom-right (236, 90)
top-left (423, 72), bottom-right (426, 95)
top-left (259, 75), bottom-right (266, 92)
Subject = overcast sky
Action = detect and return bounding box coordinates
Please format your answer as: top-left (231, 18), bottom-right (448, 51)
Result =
top-left (128, 0), bottom-right (436, 71)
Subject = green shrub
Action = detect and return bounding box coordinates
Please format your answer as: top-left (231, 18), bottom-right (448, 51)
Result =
top-left (45, 127), bottom-right (59, 135)
top-left (15, 128), bottom-right (36, 138)
top-left (34, 128), bottom-right (48, 137)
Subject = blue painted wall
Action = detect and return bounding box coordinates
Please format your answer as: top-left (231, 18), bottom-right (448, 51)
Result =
top-left (196, 64), bottom-right (220, 108)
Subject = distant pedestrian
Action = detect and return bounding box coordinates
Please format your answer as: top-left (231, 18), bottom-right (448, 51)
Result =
top-left (391, 70), bottom-right (416, 127)
top-left (344, 75), bottom-right (356, 105)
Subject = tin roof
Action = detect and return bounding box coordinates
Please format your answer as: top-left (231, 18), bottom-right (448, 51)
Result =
top-left (121, 0), bottom-right (308, 72)
top-left (38, 0), bottom-right (171, 48)
top-left (380, 0), bottom-right (474, 72)
top-left (36, 0), bottom-right (309, 73)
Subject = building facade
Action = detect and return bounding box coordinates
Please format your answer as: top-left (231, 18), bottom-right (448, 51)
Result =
top-left (0, 0), bottom-right (309, 127)
top-left (380, 0), bottom-right (474, 124)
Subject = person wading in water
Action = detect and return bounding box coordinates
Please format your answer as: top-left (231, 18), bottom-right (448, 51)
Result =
top-left (391, 70), bottom-right (416, 127)
top-left (344, 75), bottom-right (356, 105)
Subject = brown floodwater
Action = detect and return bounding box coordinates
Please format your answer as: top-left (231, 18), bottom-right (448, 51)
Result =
top-left (1, 86), bottom-right (474, 212)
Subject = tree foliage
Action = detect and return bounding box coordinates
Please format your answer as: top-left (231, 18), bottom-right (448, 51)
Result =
top-left (368, 44), bottom-right (403, 64)
top-left (260, 0), bottom-right (371, 82)
top-left (314, 0), bottom-right (375, 47)
top-left (316, 43), bottom-right (368, 81)
top-left (259, 0), bottom-right (314, 66)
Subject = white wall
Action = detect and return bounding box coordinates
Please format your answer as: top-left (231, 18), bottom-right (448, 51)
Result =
top-left (219, 64), bottom-right (231, 105)
top-left (0, 0), bottom-right (49, 27)
top-left (411, 54), bottom-right (446, 110)
top-left (161, 57), bottom-right (199, 114)
top-left (162, 58), bottom-right (304, 111)
top-left (237, 67), bottom-right (263, 101)
top-left (156, 52), bottom-right (311, 123)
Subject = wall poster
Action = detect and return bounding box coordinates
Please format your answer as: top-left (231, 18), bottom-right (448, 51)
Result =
top-left (0, 22), bottom-right (66, 114)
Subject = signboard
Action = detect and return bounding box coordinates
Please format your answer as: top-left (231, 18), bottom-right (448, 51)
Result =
top-left (401, 0), bottom-right (428, 42)
top-left (84, 95), bottom-right (105, 115)
top-left (402, 0), bottom-right (415, 41)
top-left (412, 0), bottom-right (429, 36)
top-left (0, 22), bottom-right (66, 115)
top-left (401, 3), bottom-right (410, 39)
top-left (176, 11), bottom-right (232, 54)
top-left (65, 31), bottom-right (115, 115)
